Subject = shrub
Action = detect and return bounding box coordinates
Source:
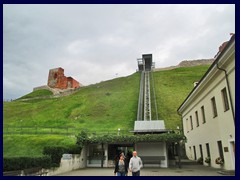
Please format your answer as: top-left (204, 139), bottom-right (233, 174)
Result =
top-left (76, 130), bottom-right (186, 144)
top-left (3, 156), bottom-right (52, 171)
top-left (197, 157), bottom-right (203, 164)
top-left (66, 144), bottom-right (82, 154)
top-left (215, 157), bottom-right (224, 165)
top-left (43, 145), bottom-right (82, 167)
top-left (43, 146), bottom-right (66, 167)
top-left (205, 157), bottom-right (211, 164)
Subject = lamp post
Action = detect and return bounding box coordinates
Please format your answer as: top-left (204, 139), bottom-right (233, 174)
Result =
top-left (118, 128), bottom-right (120, 136)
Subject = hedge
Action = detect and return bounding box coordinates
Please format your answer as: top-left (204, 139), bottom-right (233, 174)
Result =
top-left (76, 131), bottom-right (186, 145)
top-left (43, 145), bottom-right (82, 167)
top-left (4, 144), bottom-right (82, 171)
top-left (3, 156), bottom-right (52, 171)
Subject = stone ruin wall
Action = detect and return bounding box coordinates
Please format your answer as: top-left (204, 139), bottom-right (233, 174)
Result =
top-left (154, 59), bottom-right (215, 71)
top-left (67, 77), bottom-right (80, 89)
top-left (47, 67), bottom-right (80, 89)
top-left (33, 67), bottom-right (82, 98)
top-left (155, 37), bottom-right (233, 72)
top-left (178, 59), bottom-right (214, 67)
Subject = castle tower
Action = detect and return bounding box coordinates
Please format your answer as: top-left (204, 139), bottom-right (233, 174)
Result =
top-left (47, 67), bottom-right (80, 89)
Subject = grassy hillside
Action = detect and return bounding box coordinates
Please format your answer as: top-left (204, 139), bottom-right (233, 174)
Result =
top-left (153, 65), bottom-right (210, 128)
top-left (18, 89), bottom-right (53, 100)
top-left (3, 65), bottom-right (210, 157)
top-left (4, 73), bottom-right (140, 132)
top-left (3, 134), bottom-right (75, 157)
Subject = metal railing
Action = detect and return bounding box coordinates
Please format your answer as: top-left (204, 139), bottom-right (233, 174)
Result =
top-left (3, 126), bottom-right (132, 136)
top-left (137, 71), bottom-right (145, 120)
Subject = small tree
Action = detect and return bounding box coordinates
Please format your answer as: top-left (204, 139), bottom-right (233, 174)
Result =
top-left (76, 130), bottom-right (88, 147)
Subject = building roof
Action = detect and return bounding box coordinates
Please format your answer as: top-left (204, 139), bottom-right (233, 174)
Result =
top-left (132, 120), bottom-right (167, 134)
top-left (177, 34), bottom-right (235, 113)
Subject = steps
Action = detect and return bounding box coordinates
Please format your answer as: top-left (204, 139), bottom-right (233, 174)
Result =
top-left (175, 159), bottom-right (199, 166)
top-left (217, 170), bottom-right (235, 175)
top-left (144, 71), bottom-right (151, 120)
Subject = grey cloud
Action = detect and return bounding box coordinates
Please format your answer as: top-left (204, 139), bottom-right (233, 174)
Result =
top-left (3, 4), bottom-right (235, 99)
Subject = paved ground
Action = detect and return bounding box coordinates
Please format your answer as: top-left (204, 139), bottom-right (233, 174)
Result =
top-left (56, 165), bottom-right (229, 176)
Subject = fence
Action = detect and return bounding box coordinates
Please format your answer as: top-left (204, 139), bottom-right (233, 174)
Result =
top-left (3, 126), bottom-right (132, 136)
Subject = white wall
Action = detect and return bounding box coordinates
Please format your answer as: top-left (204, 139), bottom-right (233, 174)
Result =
top-left (181, 46), bottom-right (235, 170)
top-left (46, 146), bottom-right (87, 176)
top-left (135, 142), bottom-right (168, 168)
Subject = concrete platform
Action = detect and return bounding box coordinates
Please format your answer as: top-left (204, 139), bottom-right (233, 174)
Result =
top-left (55, 165), bottom-right (233, 176)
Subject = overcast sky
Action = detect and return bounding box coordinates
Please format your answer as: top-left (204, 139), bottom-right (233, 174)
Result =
top-left (3, 4), bottom-right (235, 100)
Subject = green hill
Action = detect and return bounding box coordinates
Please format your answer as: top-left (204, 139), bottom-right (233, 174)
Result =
top-left (3, 134), bottom-right (75, 157)
top-left (4, 73), bottom-right (140, 131)
top-left (3, 65), bottom-right (210, 157)
top-left (17, 89), bottom-right (53, 100)
top-left (153, 65), bottom-right (210, 128)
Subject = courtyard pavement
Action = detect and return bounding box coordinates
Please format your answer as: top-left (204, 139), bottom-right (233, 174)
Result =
top-left (56, 165), bottom-right (230, 176)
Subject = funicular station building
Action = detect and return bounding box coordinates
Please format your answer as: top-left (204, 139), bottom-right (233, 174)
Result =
top-left (84, 54), bottom-right (173, 168)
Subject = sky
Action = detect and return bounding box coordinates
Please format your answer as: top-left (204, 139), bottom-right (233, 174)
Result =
top-left (3, 4), bottom-right (235, 100)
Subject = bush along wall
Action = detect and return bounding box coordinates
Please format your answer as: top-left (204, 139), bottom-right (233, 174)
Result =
top-left (4, 145), bottom-right (82, 171)
top-left (76, 130), bottom-right (186, 145)
top-left (3, 156), bottom-right (52, 171)
top-left (43, 145), bottom-right (82, 167)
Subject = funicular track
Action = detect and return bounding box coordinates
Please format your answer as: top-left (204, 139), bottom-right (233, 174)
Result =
top-left (137, 64), bottom-right (158, 121)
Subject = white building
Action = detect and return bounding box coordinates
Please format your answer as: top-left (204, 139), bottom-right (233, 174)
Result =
top-left (178, 35), bottom-right (235, 171)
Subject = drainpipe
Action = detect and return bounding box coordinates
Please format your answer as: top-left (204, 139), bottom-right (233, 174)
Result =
top-left (216, 63), bottom-right (235, 126)
top-left (177, 111), bottom-right (184, 136)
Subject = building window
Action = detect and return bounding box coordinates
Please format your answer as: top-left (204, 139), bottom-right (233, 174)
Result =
top-left (195, 111), bottom-right (199, 127)
top-left (201, 106), bottom-right (206, 124)
top-left (88, 144), bottom-right (104, 164)
top-left (221, 87), bottom-right (230, 112)
top-left (193, 146), bottom-right (197, 160)
top-left (211, 97), bottom-right (218, 118)
top-left (190, 116), bottom-right (193, 130)
top-left (206, 143), bottom-right (211, 158)
top-left (189, 146), bottom-right (192, 158)
top-left (186, 118), bottom-right (189, 133)
top-left (217, 141), bottom-right (224, 160)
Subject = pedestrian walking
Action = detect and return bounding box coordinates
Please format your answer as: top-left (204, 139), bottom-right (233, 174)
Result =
top-left (129, 151), bottom-right (142, 176)
top-left (114, 155), bottom-right (128, 176)
top-left (120, 152), bottom-right (126, 159)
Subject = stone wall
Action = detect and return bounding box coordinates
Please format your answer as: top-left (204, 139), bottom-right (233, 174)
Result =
top-left (46, 146), bottom-right (87, 176)
top-left (31, 67), bottom-right (83, 99)
top-left (47, 68), bottom-right (65, 89)
top-left (33, 85), bottom-right (61, 95)
top-left (33, 85), bottom-right (53, 92)
top-left (154, 59), bottom-right (214, 72)
top-left (30, 86), bottom-right (81, 101)
top-left (178, 59), bottom-right (214, 67)
top-left (67, 77), bottom-right (80, 89)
